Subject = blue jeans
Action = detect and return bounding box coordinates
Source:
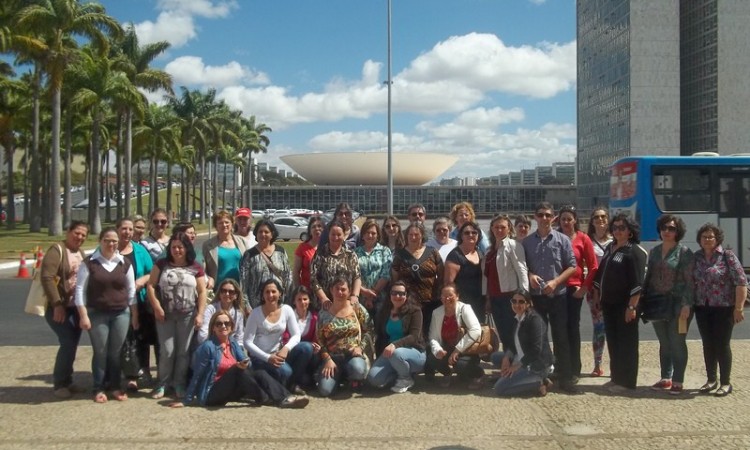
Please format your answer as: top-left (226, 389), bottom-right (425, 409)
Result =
top-left (156, 311), bottom-right (195, 391)
top-left (316, 354), bottom-right (368, 397)
top-left (252, 342), bottom-right (315, 387)
top-left (44, 306), bottom-right (82, 389)
top-left (367, 347), bottom-right (426, 388)
top-left (88, 308), bottom-right (130, 392)
top-left (491, 351), bottom-right (549, 397)
top-left (652, 315), bottom-right (691, 383)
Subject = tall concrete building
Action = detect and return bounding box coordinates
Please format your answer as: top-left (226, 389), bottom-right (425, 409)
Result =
top-left (576, 0), bottom-right (750, 210)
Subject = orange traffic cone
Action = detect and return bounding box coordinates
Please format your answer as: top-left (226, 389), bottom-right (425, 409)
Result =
top-left (16, 253), bottom-right (30, 279)
top-left (33, 248), bottom-right (44, 275)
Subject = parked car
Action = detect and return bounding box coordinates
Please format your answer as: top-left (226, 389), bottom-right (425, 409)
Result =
top-left (272, 216), bottom-right (309, 241)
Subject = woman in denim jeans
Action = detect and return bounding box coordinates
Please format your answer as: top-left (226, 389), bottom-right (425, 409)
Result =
top-left (75, 227), bottom-right (137, 403)
top-left (644, 214), bottom-right (694, 395)
top-left (41, 221), bottom-right (89, 399)
top-left (367, 280), bottom-right (425, 393)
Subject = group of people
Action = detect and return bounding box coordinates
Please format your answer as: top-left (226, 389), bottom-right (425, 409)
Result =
top-left (39, 200), bottom-right (747, 407)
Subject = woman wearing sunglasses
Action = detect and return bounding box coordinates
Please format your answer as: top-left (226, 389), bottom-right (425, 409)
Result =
top-left (492, 289), bottom-right (553, 397)
top-left (140, 208), bottom-right (171, 262)
top-left (444, 221), bottom-right (485, 322)
top-left (643, 214), bottom-right (694, 395)
top-left (172, 310), bottom-right (308, 408)
top-left (381, 215), bottom-right (405, 252)
top-left (592, 214), bottom-right (647, 393)
top-left (196, 279), bottom-right (248, 344)
top-left (367, 281), bottom-right (425, 394)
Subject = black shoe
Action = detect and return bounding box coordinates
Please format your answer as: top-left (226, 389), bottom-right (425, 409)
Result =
top-left (714, 384), bottom-right (732, 397)
top-left (559, 382), bottom-right (582, 395)
top-left (570, 376), bottom-right (580, 385)
top-left (698, 381), bottom-right (718, 394)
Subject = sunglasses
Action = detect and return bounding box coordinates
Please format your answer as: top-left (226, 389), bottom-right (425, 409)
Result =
top-left (214, 321), bottom-right (231, 328)
top-left (612, 224), bottom-right (628, 232)
top-left (220, 288), bottom-right (237, 295)
top-left (511, 298), bottom-right (527, 305)
top-left (660, 225), bottom-right (677, 233)
top-left (338, 211), bottom-right (352, 217)
top-left (152, 219), bottom-right (168, 226)
top-left (535, 212), bottom-right (553, 219)
top-left (463, 230), bottom-right (479, 236)
top-left (434, 228), bottom-right (449, 233)
top-left (390, 291), bottom-right (407, 297)
top-left (384, 224), bottom-right (399, 229)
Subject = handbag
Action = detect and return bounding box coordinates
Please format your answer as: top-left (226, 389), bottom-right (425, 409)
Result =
top-left (120, 327), bottom-right (141, 379)
top-left (457, 306), bottom-right (496, 356)
top-left (24, 244), bottom-right (62, 316)
top-left (639, 291), bottom-right (674, 323)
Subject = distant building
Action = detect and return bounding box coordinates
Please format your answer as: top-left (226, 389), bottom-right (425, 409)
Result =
top-left (553, 162), bottom-right (576, 185)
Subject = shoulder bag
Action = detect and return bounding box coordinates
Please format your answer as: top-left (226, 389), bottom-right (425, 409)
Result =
top-left (457, 305), bottom-right (496, 356)
top-left (24, 244), bottom-right (62, 316)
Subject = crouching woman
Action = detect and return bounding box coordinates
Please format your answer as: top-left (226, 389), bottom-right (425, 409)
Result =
top-left (492, 289), bottom-right (554, 397)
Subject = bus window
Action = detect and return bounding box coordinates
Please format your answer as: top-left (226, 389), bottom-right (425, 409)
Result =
top-left (652, 167), bottom-right (711, 212)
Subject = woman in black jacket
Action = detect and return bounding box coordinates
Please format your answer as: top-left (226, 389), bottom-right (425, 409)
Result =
top-left (492, 289), bottom-right (553, 397)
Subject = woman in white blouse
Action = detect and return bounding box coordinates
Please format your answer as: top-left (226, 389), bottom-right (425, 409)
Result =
top-left (244, 279), bottom-right (314, 390)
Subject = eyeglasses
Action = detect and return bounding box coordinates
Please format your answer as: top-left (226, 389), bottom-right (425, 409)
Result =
top-left (701, 235), bottom-right (716, 240)
top-left (435, 228), bottom-right (449, 233)
top-left (410, 212), bottom-right (425, 217)
top-left (463, 230), bottom-right (479, 236)
top-left (152, 219), bottom-right (168, 226)
top-left (660, 225), bottom-right (677, 233)
top-left (214, 321), bottom-right (231, 328)
top-left (390, 291), bottom-right (407, 297)
top-left (511, 298), bottom-right (527, 305)
top-left (612, 224), bottom-right (628, 232)
top-left (220, 288), bottom-right (237, 295)
top-left (535, 212), bottom-right (553, 219)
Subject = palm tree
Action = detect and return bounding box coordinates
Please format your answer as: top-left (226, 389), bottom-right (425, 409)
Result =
top-left (0, 76), bottom-right (29, 229)
top-left (18, 0), bottom-right (122, 236)
top-left (238, 115), bottom-right (271, 207)
top-left (116, 24), bottom-right (172, 218)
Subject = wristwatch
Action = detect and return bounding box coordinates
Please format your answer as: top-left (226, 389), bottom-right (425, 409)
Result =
top-left (627, 305), bottom-right (637, 311)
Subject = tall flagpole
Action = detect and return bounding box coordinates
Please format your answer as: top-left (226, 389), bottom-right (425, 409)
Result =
top-left (386, 0), bottom-right (394, 215)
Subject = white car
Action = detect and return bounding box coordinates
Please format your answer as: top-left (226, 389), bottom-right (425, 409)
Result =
top-left (272, 216), bottom-right (309, 241)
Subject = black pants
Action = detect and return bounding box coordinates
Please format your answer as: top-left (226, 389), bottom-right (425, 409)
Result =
top-left (694, 306), bottom-right (735, 385)
top-left (566, 287), bottom-right (584, 377)
top-left (135, 301), bottom-right (159, 374)
top-left (533, 294), bottom-right (573, 384)
top-left (421, 300), bottom-right (442, 340)
top-left (490, 293), bottom-right (514, 352)
top-left (425, 351), bottom-right (483, 381)
top-left (206, 366), bottom-right (290, 406)
top-left (602, 302), bottom-right (639, 389)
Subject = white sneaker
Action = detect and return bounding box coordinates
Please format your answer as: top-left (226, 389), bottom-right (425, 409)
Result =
top-left (390, 377), bottom-right (414, 394)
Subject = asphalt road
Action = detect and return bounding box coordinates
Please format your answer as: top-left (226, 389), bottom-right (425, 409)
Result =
top-left (1, 276), bottom-right (719, 347)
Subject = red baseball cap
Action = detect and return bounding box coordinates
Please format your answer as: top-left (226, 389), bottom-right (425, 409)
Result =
top-left (235, 207), bottom-right (252, 218)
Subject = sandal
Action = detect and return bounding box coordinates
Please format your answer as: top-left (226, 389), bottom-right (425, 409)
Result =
top-left (126, 380), bottom-right (139, 391)
top-left (714, 384), bottom-right (733, 397)
top-left (93, 392), bottom-right (108, 403)
top-left (698, 381), bottom-right (718, 394)
top-left (150, 387), bottom-right (165, 399)
top-left (111, 390), bottom-right (128, 401)
top-left (591, 366), bottom-right (604, 377)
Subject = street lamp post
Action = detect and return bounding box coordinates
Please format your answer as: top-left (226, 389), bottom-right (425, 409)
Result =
top-left (386, 0), bottom-right (394, 215)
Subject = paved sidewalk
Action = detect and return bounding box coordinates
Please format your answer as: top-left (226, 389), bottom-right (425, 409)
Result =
top-left (1, 341), bottom-right (749, 449)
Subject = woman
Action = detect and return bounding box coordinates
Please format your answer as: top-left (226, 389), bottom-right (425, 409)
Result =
top-left (197, 279), bottom-right (247, 344)
top-left (131, 215), bottom-right (147, 242)
top-left (311, 220), bottom-right (362, 310)
top-left (41, 221), bottom-right (89, 399)
top-left (445, 221), bottom-right (484, 321)
top-left (173, 310), bottom-right (309, 408)
top-left (116, 218), bottom-right (156, 391)
top-left (203, 210), bottom-right (248, 292)
top-left (244, 279), bottom-right (313, 391)
top-left (426, 283), bottom-right (484, 388)
top-left (355, 219), bottom-right (392, 317)
top-left (644, 214), bottom-right (694, 395)
top-left (74, 227), bottom-right (137, 403)
top-left (483, 214), bottom-right (529, 353)
top-left (316, 277), bottom-right (374, 397)
top-left (282, 285), bottom-right (321, 388)
top-left (367, 280), bottom-right (425, 393)
top-left (425, 216), bottom-right (457, 262)
top-left (391, 222), bottom-right (444, 338)
top-left (449, 202), bottom-right (490, 254)
top-left (557, 205), bottom-right (598, 380)
top-left (293, 216), bottom-right (324, 290)
top-left (319, 202), bottom-right (359, 250)
top-left (146, 232), bottom-right (207, 399)
top-left (240, 219), bottom-right (292, 309)
top-left (380, 215), bottom-right (405, 252)
top-left (514, 215), bottom-right (532, 241)
top-left (492, 289), bottom-right (553, 397)
top-left (234, 207), bottom-right (257, 248)
top-left (173, 222), bottom-right (203, 265)
top-left (140, 208), bottom-right (171, 262)
top-left (592, 214), bottom-right (647, 392)
top-left (585, 207), bottom-right (612, 376)
top-left (692, 223), bottom-right (748, 396)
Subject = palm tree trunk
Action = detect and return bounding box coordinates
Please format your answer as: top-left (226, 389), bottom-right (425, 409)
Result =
top-left (62, 112), bottom-right (72, 228)
top-left (199, 153), bottom-right (206, 224)
top-left (49, 88), bottom-right (63, 236)
top-left (148, 153), bottom-right (156, 213)
top-left (5, 141), bottom-right (16, 229)
top-left (222, 160), bottom-right (228, 209)
top-left (29, 65), bottom-right (42, 232)
top-left (212, 154), bottom-right (219, 210)
top-left (136, 160), bottom-right (143, 215)
top-left (89, 110), bottom-right (102, 235)
top-left (104, 149), bottom-right (112, 223)
top-left (166, 163), bottom-right (173, 219)
top-left (115, 114), bottom-right (124, 220)
top-left (124, 109), bottom-right (132, 218)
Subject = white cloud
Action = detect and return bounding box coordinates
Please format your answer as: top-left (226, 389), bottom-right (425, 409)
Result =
top-left (135, 1), bottom-right (237, 47)
top-left (165, 56), bottom-right (269, 88)
top-left (528, 0), bottom-right (547, 4)
top-left (400, 33), bottom-right (575, 99)
top-left (156, 0), bottom-right (237, 18)
top-left (139, 87), bottom-right (170, 106)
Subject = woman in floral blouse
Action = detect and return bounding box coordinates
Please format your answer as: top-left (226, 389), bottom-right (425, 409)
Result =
top-left (311, 220), bottom-right (362, 310)
top-left (692, 223), bottom-right (747, 397)
top-left (643, 214), bottom-right (693, 395)
top-left (355, 219), bottom-right (392, 317)
top-left (315, 277), bottom-right (374, 397)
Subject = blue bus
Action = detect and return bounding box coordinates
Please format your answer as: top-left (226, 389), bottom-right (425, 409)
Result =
top-left (609, 154), bottom-right (750, 270)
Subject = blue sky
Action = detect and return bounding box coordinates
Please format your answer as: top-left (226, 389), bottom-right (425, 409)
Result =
top-left (100, 0), bottom-right (576, 182)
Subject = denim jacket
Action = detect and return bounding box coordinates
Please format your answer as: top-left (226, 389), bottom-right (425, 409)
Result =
top-left (183, 337), bottom-right (247, 406)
